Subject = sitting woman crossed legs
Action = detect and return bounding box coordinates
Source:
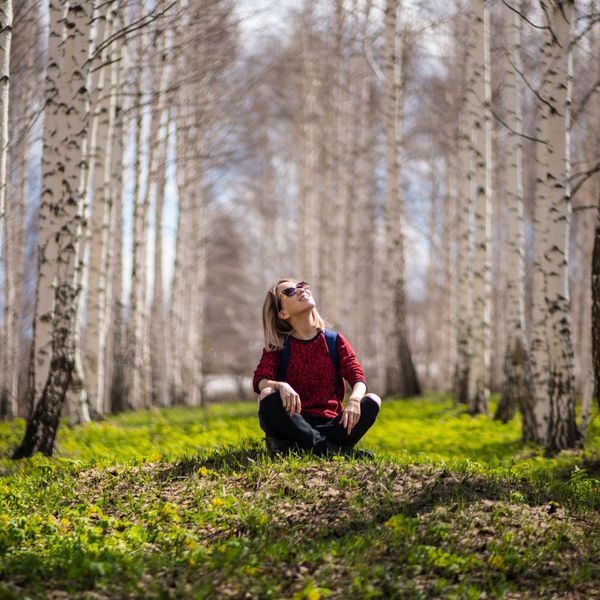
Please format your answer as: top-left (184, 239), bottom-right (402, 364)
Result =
top-left (252, 278), bottom-right (381, 458)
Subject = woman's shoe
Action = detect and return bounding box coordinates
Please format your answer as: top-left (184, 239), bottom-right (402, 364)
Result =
top-left (337, 446), bottom-right (375, 460)
top-left (265, 436), bottom-right (299, 457)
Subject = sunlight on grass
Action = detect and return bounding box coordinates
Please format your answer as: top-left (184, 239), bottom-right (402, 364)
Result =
top-left (1, 394), bottom-right (598, 476)
top-left (1, 394), bottom-right (599, 599)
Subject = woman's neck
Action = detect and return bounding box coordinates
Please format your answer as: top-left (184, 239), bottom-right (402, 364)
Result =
top-left (289, 311), bottom-right (318, 340)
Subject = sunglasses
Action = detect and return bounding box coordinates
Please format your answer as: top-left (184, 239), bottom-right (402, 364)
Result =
top-left (277, 281), bottom-right (310, 309)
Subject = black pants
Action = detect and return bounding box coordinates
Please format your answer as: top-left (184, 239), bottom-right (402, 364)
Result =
top-left (258, 391), bottom-right (379, 450)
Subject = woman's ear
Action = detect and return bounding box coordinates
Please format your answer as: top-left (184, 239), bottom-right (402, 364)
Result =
top-left (278, 309), bottom-right (289, 320)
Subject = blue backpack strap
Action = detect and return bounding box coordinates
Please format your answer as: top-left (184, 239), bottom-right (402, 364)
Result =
top-left (323, 329), bottom-right (339, 372)
top-left (323, 328), bottom-right (343, 400)
top-left (276, 335), bottom-right (291, 382)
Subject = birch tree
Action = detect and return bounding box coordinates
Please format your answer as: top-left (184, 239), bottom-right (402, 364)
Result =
top-left (127, 1), bottom-right (150, 410)
top-left (107, 5), bottom-right (126, 412)
top-left (0, 0), bottom-right (17, 418)
top-left (466, 0), bottom-right (491, 415)
top-left (495, 0), bottom-right (533, 424)
top-left (14, 1), bottom-right (92, 457)
top-left (298, 3), bottom-right (321, 288)
top-left (142, 13), bottom-right (169, 407)
top-left (328, 0), bottom-right (348, 327)
top-left (0, 0), bottom-right (12, 269)
top-left (28, 0), bottom-right (66, 419)
top-left (529, 0), bottom-right (577, 451)
top-left (382, 0), bottom-right (420, 398)
top-left (453, 6), bottom-right (473, 405)
top-left (593, 200), bottom-right (600, 408)
top-left (150, 109), bottom-right (171, 408)
top-left (84, 1), bottom-right (115, 416)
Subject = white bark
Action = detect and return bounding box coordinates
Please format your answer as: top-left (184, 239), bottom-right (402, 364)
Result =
top-left (127, 6), bottom-right (148, 410)
top-left (15, 1), bottom-right (92, 457)
top-left (328, 0), bottom-right (347, 327)
top-left (84, 3), bottom-right (113, 415)
top-left (531, 0), bottom-right (577, 451)
top-left (0, 0), bottom-right (12, 268)
top-left (466, 0), bottom-right (491, 415)
top-left (382, 0), bottom-right (420, 397)
top-left (107, 6), bottom-right (126, 412)
top-left (0, 0), bottom-right (18, 418)
top-left (298, 3), bottom-right (320, 287)
top-left (31, 0), bottom-right (68, 415)
top-left (453, 10), bottom-right (473, 404)
top-left (352, 0), bottom-right (374, 357)
top-left (441, 160), bottom-right (456, 390)
top-left (150, 110), bottom-right (171, 408)
top-left (142, 18), bottom-right (169, 407)
top-left (496, 0), bottom-right (533, 426)
top-left (104, 10), bottom-right (126, 411)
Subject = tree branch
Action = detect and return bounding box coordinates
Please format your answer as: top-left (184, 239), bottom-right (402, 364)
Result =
top-left (572, 77), bottom-right (600, 122)
top-left (500, 0), bottom-right (549, 30)
top-left (570, 161), bottom-right (600, 198)
top-left (490, 108), bottom-right (547, 144)
top-left (507, 55), bottom-right (556, 115)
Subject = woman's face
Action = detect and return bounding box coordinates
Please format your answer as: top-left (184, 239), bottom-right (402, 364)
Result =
top-left (276, 280), bottom-right (315, 320)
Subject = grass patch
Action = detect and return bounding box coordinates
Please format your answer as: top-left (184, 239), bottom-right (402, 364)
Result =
top-left (0, 394), bottom-right (598, 598)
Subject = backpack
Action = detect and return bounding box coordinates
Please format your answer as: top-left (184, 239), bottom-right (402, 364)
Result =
top-left (276, 328), bottom-right (344, 400)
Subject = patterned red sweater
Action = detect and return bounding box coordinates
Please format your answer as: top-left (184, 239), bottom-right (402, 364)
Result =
top-left (252, 331), bottom-right (367, 419)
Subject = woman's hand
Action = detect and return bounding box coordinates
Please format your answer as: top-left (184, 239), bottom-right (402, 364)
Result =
top-left (275, 382), bottom-right (301, 417)
top-left (341, 398), bottom-right (361, 434)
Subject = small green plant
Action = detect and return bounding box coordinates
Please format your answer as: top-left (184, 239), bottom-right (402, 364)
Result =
top-left (0, 395), bottom-right (598, 599)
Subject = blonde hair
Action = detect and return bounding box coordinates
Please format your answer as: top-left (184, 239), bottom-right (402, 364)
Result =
top-left (262, 278), bottom-right (326, 351)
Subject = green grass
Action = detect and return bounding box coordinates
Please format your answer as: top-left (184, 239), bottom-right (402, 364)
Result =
top-left (0, 394), bottom-right (599, 599)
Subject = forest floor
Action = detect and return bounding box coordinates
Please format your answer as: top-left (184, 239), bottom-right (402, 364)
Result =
top-left (0, 395), bottom-right (599, 599)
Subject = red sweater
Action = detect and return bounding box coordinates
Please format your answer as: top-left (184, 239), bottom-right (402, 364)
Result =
top-left (252, 331), bottom-right (367, 419)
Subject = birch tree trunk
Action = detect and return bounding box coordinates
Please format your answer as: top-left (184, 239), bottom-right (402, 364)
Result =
top-left (453, 12), bottom-right (473, 405)
top-left (0, 0), bottom-right (18, 418)
top-left (382, 0), bottom-right (420, 398)
top-left (14, 1), bottom-right (91, 458)
top-left (576, 3), bottom-right (599, 439)
top-left (142, 18), bottom-right (168, 407)
top-left (28, 0), bottom-right (67, 418)
top-left (169, 99), bottom-right (189, 405)
top-left (84, 2), bottom-right (113, 416)
top-left (352, 0), bottom-right (374, 357)
top-left (186, 146), bottom-right (207, 407)
top-left (530, 0), bottom-right (577, 451)
top-left (318, 1), bottom-right (340, 324)
top-left (466, 0), bottom-right (491, 415)
top-left (442, 161), bottom-right (456, 390)
top-left (127, 16), bottom-right (147, 410)
top-left (108, 4), bottom-right (126, 413)
top-left (298, 3), bottom-right (320, 288)
top-left (150, 112), bottom-right (171, 407)
top-left (329, 0), bottom-right (347, 327)
top-left (495, 0), bottom-right (533, 424)
top-left (593, 203), bottom-right (600, 409)
top-left (66, 2), bottom-right (111, 425)
top-left (0, 0), bottom-right (12, 270)
top-left (172, 113), bottom-right (205, 406)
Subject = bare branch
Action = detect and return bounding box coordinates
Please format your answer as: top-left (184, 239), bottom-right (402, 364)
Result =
top-left (490, 108), bottom-right (547, 144)
top-left (501, 0), bottom-right (549, 30)
top-left (570, 160), bottom-right (600, 197)
top-left (87, 1), bottom-right (178, 63)
top-left (507, 54), bottom-right (556, 115)
top-left (572, 204), bottom-right (600, 212)
top-left (572, 77), bottom-right (600, 122)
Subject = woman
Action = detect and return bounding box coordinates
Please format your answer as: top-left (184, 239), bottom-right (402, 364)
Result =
top-left (253, 278), bottom-right (381, 458)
